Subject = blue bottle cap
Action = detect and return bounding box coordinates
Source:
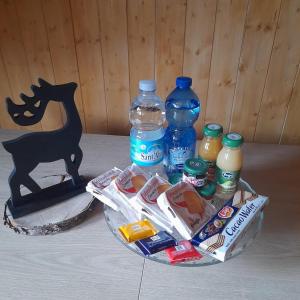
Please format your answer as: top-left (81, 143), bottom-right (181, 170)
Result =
top-left (176, 77), bottom-right (192, 88)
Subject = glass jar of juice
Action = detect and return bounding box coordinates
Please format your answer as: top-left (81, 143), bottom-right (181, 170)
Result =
top-left (198, 123), bottom-right (223, 180)
top-left (216, 133), bottom-right (244, 191)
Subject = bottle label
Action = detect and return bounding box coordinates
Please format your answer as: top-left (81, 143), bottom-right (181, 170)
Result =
top-left (202, 159), bottom-right (216, 181)
top-left (216, 167), bottom-right (240, 190)
top-left (169, 147), bottom-right (193, 169)
top-left (130, 137), bottom-right (164, 167)
top-left (182, 173), bottom-right (206, 187)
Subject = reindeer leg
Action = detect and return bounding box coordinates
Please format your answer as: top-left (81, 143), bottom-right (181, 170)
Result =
top-left (21, 174), bottom-right (41, 194)
top-left (8, 169), bottom-right (22, 206)
top-left (64, 147), bottom-right (82, 186)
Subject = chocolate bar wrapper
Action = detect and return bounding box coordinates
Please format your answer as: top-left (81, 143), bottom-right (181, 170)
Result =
top-left (157, 182), bottom-right (216, 240)
top-left (191, 190), bottom-right (268, 262)
top-left (165, 240), bottom-right (202, 264)
top-left (86, 168), bottom-right (122, 211)
top-left (135, 231), bottom-right (177, 255)
top-left (118, 219), bottom-right (157, 243)
top-left (136, 175), bottom-right (173, 233)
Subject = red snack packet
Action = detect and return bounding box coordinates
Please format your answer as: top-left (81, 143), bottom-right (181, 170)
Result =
top-left (165, 240), bottom-right (202, 264)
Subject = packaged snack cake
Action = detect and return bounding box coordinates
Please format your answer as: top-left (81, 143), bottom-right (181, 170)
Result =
top-left (157, 182), bottom-right (216, 240)
top-left (136, 175), bottom-right (173, 232)
top-left (191, 189), bottom-right (268, 261)
top-left (105, 164), bottom-right (150, 222)
top-left (86, 167), bottom-right (122, 211)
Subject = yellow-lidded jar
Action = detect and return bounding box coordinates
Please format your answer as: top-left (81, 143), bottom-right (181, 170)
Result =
top-left (198, 123), bottom-right (223, 180)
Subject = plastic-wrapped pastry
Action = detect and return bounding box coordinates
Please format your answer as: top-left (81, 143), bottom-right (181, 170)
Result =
top-left (136, 175), bottom-right (173, 232)
top-left (86, 167), bottom-right (122, 211)
top-left (157, 181), bottom-right (216, 240)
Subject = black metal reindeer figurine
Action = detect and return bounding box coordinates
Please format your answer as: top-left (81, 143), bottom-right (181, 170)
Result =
top-left (2, 78), bottom-right (86, 218)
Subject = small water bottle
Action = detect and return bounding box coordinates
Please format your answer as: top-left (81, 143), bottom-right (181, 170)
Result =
top-left (164, 76), bottom-right (200, 183)
top-left (129, 80), bottom-right (166, 176)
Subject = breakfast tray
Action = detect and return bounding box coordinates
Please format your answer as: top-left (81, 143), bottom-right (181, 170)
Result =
top-left (103, 179), bottom-right (264, 266)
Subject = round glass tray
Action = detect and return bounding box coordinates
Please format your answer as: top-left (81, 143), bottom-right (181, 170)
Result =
top-left (104, 179), bottom-right (264, 267)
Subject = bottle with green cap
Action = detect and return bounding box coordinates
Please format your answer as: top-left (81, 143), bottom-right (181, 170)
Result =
top-left (216, 132), bottom-right (244, 191)
top-left (198, 123), bottom-right (223, 181)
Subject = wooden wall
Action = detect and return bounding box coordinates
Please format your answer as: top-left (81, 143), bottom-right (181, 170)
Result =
top-left (1, 0), bottom-right (300, 144)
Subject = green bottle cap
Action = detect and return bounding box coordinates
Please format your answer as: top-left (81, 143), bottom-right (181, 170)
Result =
top-left (203, 123), bottom-right (223, 137)
top-left (184, 158), bottom-right (208, 176)
top-left (198, 181), bottom-right (216, 198)
top-left (222, 133), bottom-right (244, 148)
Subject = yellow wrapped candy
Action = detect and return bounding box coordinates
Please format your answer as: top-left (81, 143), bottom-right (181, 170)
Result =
top-left (118, 220), bottom-right (157, 243)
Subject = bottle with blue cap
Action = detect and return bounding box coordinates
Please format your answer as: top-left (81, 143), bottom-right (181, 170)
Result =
top-left (164, 76), bottom-right (200, 183)
top-left (129, 80), bottom-right (165, 176)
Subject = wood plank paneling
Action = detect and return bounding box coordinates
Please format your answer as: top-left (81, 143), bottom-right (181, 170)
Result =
top-left (155, 0), bottom-right (187, 99)
top-left (0, 53), bottom-right (19, 129)
top-left (0, 0), bottom-right (300, 144)
top-left (42, 0), bottom-right (86, 131)
top-left (70, 0), bottom-right (107, 134)
top-left (127, 0), bottom-right (155, 100)
top-left (254, 0), bottom-right (300, 143)
top-left (0, 0), bottom-right (41, 132)
top-left (281, 68), bottom-right (300, 144)
top-left (205, 0), bottom-right (248, 131)
top-left (230, 0), bottom-right (281, 140)
top-left (98, 0), bottom-right (130, 135)
top-left (183, 0), bottom-right (217, 138)
top-left (16, 0), bottom-right (63, 131)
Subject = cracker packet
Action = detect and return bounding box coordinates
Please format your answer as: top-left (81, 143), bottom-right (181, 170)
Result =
top-left (191, 190), bottom-right (268, 261)
top-left (86, 167), bottom-right (122, 211)
top-left (157, 182), bottom-right (216, 240)
top-left (105, 164), bottom-right (150, 222)
top-left (136, 175), bottom-right (173, 232)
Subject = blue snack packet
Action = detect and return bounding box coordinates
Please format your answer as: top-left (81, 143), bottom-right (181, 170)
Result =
top-left (135, 231), bottom-right (177, 255)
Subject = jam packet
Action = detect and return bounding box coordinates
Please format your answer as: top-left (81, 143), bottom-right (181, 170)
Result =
top-left (191, 190), bottom-right (268, 261)
top-left (135, 231), bottom-right (177, 256)
top-left (157, 181), bottom-right (216, 240)
top-left (136, 175), bottom-right (173, 232)
top-left (86, 167), bottom-right (122, 211)
top-left (118, 219), bottom-right (157, 243)
top-left (165, 240), bottom-right (202, 264)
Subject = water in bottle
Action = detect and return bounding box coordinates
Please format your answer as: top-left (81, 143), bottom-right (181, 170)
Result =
top-left (129, 80), bottom-right (166, 176)
top-left (164, 76), bottom-right (200, 183)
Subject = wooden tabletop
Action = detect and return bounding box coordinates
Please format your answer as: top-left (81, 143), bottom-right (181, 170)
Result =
top-left (1, 129), bottom-right (300, 300)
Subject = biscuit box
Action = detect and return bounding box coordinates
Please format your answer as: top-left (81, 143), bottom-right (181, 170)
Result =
top-left (191, 190), bottom-right (268, 262)
top-left (157, 182), bottom-right (216, 240)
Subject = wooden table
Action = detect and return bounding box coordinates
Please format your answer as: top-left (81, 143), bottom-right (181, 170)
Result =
top-left (1, 129), bottom-right (300, 300)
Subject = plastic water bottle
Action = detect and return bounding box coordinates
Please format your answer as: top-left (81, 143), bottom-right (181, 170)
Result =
top-left (164, 76), bottom-right (200, 183)
top-left (129, 80), bottom-right (166, 176)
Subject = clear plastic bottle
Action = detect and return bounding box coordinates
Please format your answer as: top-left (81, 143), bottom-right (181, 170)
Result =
top-left (129, 80), bottom-right (166, 176)
top-left (164, 77), bottom-right (200, 183)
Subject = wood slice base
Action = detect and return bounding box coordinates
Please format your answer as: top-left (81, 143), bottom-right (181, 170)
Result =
top-left (3, 174), bottom-right (96, 235)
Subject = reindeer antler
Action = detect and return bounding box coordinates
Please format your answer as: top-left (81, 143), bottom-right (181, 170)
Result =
top-left (6, 79), bottom-right (51, 126)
